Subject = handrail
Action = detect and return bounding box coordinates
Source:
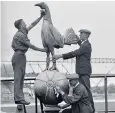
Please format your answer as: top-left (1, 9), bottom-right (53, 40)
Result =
top-left (1, 74), bottom-right (115, 113)
top-left (1, 57), bottom-right (115, 63)
top-left (1, 74), bottom-right (115, 82)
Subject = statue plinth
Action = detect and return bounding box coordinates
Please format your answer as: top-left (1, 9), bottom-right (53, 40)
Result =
top-left (44, 105), bottom-right (61, 113)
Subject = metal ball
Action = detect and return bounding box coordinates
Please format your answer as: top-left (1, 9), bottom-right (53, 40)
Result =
top-left (34, 70), bottom-right (69, 105)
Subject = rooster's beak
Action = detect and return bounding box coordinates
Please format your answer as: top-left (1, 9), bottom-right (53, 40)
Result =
top-left (35, 3), bottom-right (41, 7)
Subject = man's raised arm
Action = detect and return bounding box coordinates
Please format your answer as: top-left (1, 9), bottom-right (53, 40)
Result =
top-left (27, 10), bottom-right (45, 31)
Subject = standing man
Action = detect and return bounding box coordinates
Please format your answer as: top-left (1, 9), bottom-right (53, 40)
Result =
top-left (11, 11), bottom-right (47, 105)
top-left (55, 74), bottom-right (93, 113)
top-left (53, 29), bottom-right (95, 113)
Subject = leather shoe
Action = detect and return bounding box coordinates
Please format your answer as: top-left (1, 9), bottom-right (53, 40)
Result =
top-left (15, 100), bottom-right (30, 105)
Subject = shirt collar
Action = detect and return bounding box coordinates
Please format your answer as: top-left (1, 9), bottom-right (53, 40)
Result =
top-left (69, 82), bottom-right (80, 89)
top-left (81, 39), bottom-right (87, 44)
top-left (74, 82), bottom-right (79, 88)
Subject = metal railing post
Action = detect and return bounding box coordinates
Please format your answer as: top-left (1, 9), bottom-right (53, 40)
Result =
top-left (104, 75), bottom-right (108, 113)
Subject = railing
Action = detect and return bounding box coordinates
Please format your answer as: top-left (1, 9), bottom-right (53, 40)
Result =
top-left (1, 74), bottom-right (115, 113)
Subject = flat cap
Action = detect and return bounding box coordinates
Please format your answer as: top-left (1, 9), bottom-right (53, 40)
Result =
top-left (79, 29), bottom-right (91, 34)
top-left (66, 73), bottom-right (79, 79)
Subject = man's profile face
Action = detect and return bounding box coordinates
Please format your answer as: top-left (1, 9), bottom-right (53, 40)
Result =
top-left (20, 20), bottom-right (27, 29)
top-left (69, 79), bottom-right (77, 87)
top-left (79, 32), bottom-right (89, 41)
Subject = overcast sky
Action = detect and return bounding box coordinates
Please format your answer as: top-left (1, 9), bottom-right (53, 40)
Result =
top-left (1, 1), bottom-right (115, 75)
top-left (2, 1), bottom-right (115, 58)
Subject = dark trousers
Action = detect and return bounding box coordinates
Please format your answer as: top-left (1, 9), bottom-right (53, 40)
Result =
top-left (12, 51), bottom-right (26, 102)
top-left (62, 108), bottom-right (72, 113)
top-left (79, 75), bottom-right (95, 113)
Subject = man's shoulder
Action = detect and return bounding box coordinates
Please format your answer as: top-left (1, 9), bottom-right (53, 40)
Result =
top-left (74, 84), bottom-right (85, 94)
top-left (14, 31), bottom-right (27, 39)
top-left (82, 40), bottom-right (91, 47)
top-left (77, 83), bottom-right (86, 91)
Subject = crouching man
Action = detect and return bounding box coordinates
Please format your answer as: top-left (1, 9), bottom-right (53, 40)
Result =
top-left (55, 74), bottom-right (93, 113)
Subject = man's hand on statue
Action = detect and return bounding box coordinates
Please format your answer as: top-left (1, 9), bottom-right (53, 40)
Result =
top-left (42, 47), bottom-right (48, 52)
top-left (45, 48), bottom-right (48, 52)
top-left (40, 10), bottom-right (45, 17)
top-left (53, 55), bottom-right (62, 61)
top-left (55, 86), bottom-right (64, 95)
top-left (58, 105), bottom-right (64, 109)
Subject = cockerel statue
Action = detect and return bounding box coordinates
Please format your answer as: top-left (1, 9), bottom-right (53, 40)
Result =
top-left (35, 2), bottom-right (79, 70)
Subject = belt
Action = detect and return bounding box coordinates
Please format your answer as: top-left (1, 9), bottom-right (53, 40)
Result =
top-left (15, 50), bottom-right (25, 54)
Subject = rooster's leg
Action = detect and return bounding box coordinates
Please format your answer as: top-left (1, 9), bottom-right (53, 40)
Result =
top-left (44, 52), bottom-right (50, 71)
top-left (49, 50), bottom-right (58, 71)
